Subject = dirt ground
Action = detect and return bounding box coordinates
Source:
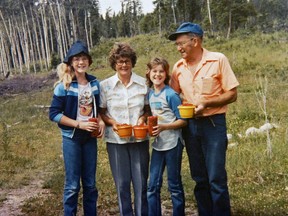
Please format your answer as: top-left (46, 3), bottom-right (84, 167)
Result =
top-left (0, 172), bottom-right (51, 216)
top-left (0, 73), bottom-right (198, 216)
top-left (0, 72), bottom-right (57, 97)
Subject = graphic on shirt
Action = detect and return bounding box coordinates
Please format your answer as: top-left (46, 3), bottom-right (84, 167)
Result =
top-left (79, 86), bottom-right (93, 116)
top-left (150, 101), bottom-right (164, 116)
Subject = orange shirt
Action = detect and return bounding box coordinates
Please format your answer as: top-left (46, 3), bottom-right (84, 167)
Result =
top-left (170, 48), bottom-right (239, 116)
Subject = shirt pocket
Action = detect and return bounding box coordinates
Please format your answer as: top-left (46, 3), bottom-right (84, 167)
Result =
top-left (201, 77), bottom-right (218, 95)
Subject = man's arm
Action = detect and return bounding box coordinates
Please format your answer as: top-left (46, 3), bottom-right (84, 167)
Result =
top-left (195, 87), bottom-right (237, 115)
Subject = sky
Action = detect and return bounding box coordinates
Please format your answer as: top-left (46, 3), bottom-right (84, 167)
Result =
top-left (98, 0), bottom-right (155, 16)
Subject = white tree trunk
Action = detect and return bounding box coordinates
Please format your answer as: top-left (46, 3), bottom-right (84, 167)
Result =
top-left (31, 8), bottom-right (44, 71)
top-left (207, 0), bottom-right (214, 36)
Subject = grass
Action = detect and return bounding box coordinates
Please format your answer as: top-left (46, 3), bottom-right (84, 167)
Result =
top-left (0, 31), bottom-right (287, 215)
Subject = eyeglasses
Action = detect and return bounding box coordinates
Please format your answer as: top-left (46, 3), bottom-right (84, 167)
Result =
top-left (116, 60), bottom-right (132, 66)
top-left (174, 38), bottom-right (194, 47)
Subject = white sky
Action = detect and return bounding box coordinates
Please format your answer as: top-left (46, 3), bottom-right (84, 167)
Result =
top-left (98, 0), bottom-right (155, 16)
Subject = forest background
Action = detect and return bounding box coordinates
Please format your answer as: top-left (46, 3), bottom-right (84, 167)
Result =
top-left (0, 0), bottom-right (287, 76)
top-left (0, 0), bottom-right (288, 215)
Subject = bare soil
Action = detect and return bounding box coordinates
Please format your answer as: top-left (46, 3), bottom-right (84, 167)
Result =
top-left (0, 171), bottom-right (51, 216)
top-left (0, 72), bottom-right (57, 97)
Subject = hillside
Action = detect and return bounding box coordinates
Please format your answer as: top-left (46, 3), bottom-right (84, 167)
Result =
top-left (0, 32), bottom-right (288, 215)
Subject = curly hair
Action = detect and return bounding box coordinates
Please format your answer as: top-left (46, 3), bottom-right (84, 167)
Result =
top-left (146, 57), bottom-right (170, 88)
top-left (109, 42), bottom-right (137, 71)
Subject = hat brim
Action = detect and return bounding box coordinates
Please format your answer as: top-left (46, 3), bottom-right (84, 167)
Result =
top-left (168, 31), bottom-right (191, 41)
top-left (63, 51), bottom-right (91, 64)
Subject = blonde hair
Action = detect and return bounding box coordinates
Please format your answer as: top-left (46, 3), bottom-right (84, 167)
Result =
top-left (54, 63), bottom-right (75, 89)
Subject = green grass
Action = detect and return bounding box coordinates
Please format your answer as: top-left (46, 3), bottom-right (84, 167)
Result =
top-left (0, 31), bottom-right (287, 215)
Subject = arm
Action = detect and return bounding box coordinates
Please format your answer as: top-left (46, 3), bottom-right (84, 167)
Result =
top-left (96, 114), bottom-right (105, 138)
top-left (99, 107), bottom-right (119, 132)
top-left (195, 87), bottom-right (238, 116)
top-left (137, 104), bottom-right (151, 125)
top-left (59, 115), bottom-right (99, 132)
top-left (152, 119), bottom-right (187, 136)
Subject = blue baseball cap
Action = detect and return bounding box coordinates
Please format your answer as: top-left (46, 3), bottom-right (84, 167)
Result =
top-left (63, 40), bottom-right (91, 64)
top-left (168, 22), bottom-right (204, 41)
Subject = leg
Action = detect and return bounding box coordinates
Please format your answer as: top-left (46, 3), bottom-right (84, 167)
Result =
top-left (82, 136), bottom-right (98, 216)
top-left (62, 136), bottom-right (82, 216)
top-left (107, 143), bottom-right (133, 216)
top-left (202, 115), bottom-right (231, 216)
top-left (184, 122), bottom-right (213, 216)
top-left (130, 141), bottom-right (150, 216)
top-left (166, 139), bottom-right (185, 216)
top-left (147, 149), bottom-right (166, 216)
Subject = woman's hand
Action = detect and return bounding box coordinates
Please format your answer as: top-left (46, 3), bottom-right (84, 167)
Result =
top-left (97, 120), bottom-right (106, 138)
top-left (137, 116), bottom-right (147, 126)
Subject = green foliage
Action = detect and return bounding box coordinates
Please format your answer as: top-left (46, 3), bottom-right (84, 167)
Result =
top-left (0, 32), bottom-right (287, 215)
top-left (50, 52), bottom-right (61, 70)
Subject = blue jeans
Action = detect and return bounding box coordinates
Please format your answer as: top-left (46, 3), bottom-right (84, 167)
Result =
top-left (184, 114), bottom-right (231, 216)
top-left (62, 129), bottom-right (98, 216)
top-left (107, 141), bottom-right (149, 216)
top-left (147, 139), bottom-right (185, 216)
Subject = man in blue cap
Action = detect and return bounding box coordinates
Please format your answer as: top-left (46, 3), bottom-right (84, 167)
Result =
top-left (169, 22), bottom-right (239, 216)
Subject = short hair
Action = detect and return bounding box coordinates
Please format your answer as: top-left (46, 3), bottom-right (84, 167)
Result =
top-left (109, 43), bottom-right (137, 71)
top-left (146, 57), bottom-right (170, 88)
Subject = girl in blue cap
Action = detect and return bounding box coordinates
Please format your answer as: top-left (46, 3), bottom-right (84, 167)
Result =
top-left (49, 40), bottom-right (105, 216)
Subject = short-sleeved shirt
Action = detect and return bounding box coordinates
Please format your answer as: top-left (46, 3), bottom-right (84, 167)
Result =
top-left (149, 85), bottom-right (183, 151)
top-left (170, 48), bottom-right (239, 116)
top-left (100, 72), bottom-right (149, 144)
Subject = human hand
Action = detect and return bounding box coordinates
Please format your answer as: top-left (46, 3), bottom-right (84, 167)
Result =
top-left (151, 124), bottom-right (165, 136)
top-left (137, 116), bottom-right (147, 126)
top-left (79, 120), bottom-right (99, 132)
top-left (97, 120), bottom-right (106, 138)
top-left (195, 104), bottom-right (205, 117)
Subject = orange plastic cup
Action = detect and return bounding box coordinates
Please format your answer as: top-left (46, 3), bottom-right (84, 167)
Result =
top-left (133, 125), bottom-right (148, 139)
top-left (117, 124), bottom-right (132, 138)
top-left (88, 118), bottom-right (99, 137)
top-left (148, 116), bottom-right (158, 137)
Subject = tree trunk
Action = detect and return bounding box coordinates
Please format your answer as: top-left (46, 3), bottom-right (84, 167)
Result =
top-left (171, 0), bottom-right (177, 24)
top-left (50, 3), bottom-right (64, 61)
top-left (158, 0), bottom-right (162, 36)
top-left (21, 9), bottom-right (31, 73)
top-left (227, 8), bottom-right (232, 39)
top-left (207, 0), bottom-right (214, 36)
top-left (85, 10), bottom-right (90, 49)
top-left (39, 5), bottom-right (48, 70)
top-left (0, 10), bottom-right (13, 73)
top-left (31, 7), bottom-right (44, 71)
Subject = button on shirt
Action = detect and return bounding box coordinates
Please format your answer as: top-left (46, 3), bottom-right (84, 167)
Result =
top-left (170, 48), bottom-right (239, 116)
top-left (100, 72), bottom-right (149, 144)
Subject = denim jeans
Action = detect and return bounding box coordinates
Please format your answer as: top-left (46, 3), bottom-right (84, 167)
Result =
top-left (62, 129), bottom-right (98, 216)
top-left (147, 139), bottom-right (185, 216)
top-left (184, 114), bottom-right (231, 216)
top-left (107, 141), bottom-right (149, 216)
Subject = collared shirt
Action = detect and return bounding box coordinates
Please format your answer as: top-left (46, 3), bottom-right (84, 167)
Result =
top-left (100, 72), bottom-right (149, 144)
top-left (170, 48), bottom-right (239, 116)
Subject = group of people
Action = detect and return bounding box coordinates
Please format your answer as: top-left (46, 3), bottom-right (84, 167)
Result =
top-left (49, 22), bottom-right (239, 216)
